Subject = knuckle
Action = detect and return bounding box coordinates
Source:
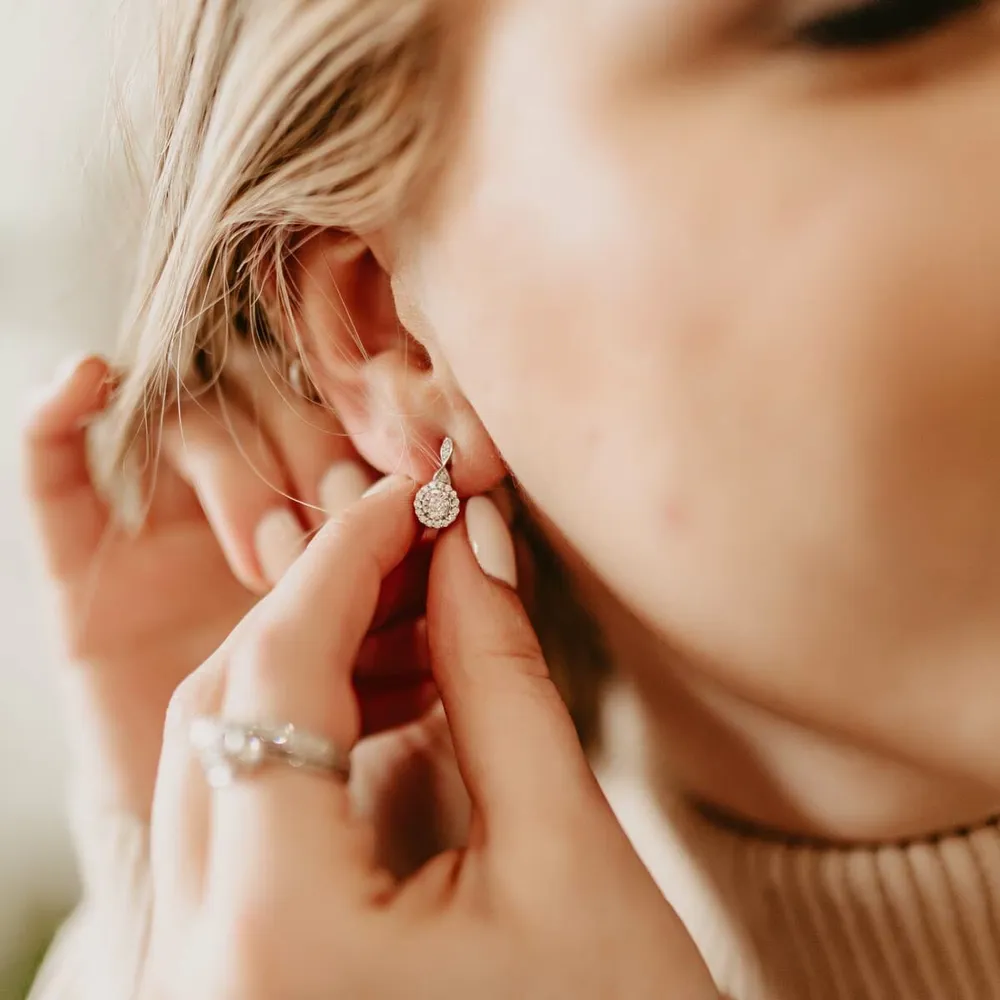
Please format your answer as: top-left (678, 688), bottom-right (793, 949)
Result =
top-left (239, 616), bottom-right (293, 682)
top-left (165, 663), bottom-right (222, 735)
top-left (512, 642), bottom-right (554, 681)
top-left (309, 514), bottom-right (354, 561)
top-left (480, 626), bottom-right (549, 682)
top-left (218, 600), bottom-right (297, 701)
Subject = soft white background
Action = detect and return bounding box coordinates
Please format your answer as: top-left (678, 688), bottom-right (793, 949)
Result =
top-left (0, 0), bottom-right (139, 970)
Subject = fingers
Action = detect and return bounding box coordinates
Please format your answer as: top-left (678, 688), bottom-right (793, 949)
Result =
top-left (161, 363), bottom-right (377, 593)
top-left (21, 356), bottom-right (113, 579)
top-left (207, 476), bottom-right (419, 902)
top-left (160, 393), bottom-right (309, 593)
top-left (221, 475), bottom-right (418, 749)
top-left (224, 345), bottom-right (375, 531)
top-left (426, 497), bottom-right (598, 844)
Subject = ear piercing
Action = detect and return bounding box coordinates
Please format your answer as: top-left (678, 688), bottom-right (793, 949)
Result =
top-left (289, 353), bottom-right (459, 529)
top-left (414, 438), bottom-right (461, 529)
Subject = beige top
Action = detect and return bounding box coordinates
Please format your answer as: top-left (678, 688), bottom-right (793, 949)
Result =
top-left (604, 775), bottom-right (1000, 1000)
top-left (29, 807), bottom-right (151, 1000)
top-left (30, 776), bottom-right (1000, 1000)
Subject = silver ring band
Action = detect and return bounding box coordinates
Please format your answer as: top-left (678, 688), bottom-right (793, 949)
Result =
top-left (190, 718), bottom-right (351, 789)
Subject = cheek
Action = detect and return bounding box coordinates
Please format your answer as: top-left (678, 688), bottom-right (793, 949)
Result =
top-left (419, 104), bottom-right (678, 511)
top-left (673, 104), bottom-right (1000, 624)
top-left (419, 57), bottom-right (1000, 729)
top-left (414, 0), bottom-right (671, 500)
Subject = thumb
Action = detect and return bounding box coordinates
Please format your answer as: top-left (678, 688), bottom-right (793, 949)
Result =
top-left (21, 356), bottom-right (114, 580)
top-left (427, 496), bottom-right (600, 844)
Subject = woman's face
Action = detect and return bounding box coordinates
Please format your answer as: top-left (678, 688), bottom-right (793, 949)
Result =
top-left (408, 1), bottom-right (1000, 780)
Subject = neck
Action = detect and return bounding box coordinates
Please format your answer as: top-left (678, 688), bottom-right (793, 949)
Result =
top-left (585, 581), bottom-right (1000, 845)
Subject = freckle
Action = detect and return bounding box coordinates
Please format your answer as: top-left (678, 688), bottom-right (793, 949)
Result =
top-left (662, 500), bottom-right (686, 529)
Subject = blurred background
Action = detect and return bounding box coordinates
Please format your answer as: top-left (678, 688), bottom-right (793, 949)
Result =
top-left (0, 2), bottom-right (141, 994)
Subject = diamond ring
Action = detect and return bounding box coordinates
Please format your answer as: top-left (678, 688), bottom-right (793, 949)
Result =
top-left (190, 718), bottom-right (351, 789)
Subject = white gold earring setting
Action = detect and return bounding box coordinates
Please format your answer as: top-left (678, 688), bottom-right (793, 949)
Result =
top-left (414, 438), bottom-right (461, 529)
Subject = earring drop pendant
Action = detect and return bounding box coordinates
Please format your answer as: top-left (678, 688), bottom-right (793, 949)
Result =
top-left (414, 438), bottom-right (461, 529)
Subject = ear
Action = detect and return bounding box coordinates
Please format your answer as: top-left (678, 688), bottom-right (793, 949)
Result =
top-left (279, 230), bottom-right (505, 495)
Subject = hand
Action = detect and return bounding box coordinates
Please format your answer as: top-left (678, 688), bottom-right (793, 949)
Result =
top-left (21, 352), bottom-right (392, 821)
top-left (144, 478), bottom-right (718, 1000)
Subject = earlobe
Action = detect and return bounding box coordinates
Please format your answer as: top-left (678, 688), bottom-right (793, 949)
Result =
top-left (277, 229), bottom-right (506, 496)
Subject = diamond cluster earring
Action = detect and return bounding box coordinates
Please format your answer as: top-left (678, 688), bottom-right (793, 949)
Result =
top-left (414, 438), bottom-right (461, 529)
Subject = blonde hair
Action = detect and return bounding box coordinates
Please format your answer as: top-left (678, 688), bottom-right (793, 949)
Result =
top-left (109, 0), bottom-right (609, 746)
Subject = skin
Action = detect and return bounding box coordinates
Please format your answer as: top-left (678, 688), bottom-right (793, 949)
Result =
top-left (22, 0), bottom-right (1000, 993)
top-left (386, 0), bottom-right (1000, 839)
top-left (22, 357), bottom-right (436, 831)
top-left (25, 365), bottom-right (718, 997)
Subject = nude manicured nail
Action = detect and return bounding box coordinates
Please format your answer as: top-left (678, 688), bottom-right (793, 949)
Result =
top-left (466, 496), bottom-right (517, 588)
top-left (319, 460), bottom-right (372, 518)
top-left (255, 509), bottom-right (306, 585)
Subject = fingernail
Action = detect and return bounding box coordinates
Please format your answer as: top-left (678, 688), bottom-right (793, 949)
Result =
top-left (363, 474), bottom-right (403, 499)
top-left (319, 460), bottom-right (373, 518)
top-left (466, 496), bottom-right (517, 588)
top-left (254, 509), bottom-right (306, 585)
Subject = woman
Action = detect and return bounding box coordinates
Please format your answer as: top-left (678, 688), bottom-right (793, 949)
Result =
top-left (22, 0), bottom-right (1000, 997)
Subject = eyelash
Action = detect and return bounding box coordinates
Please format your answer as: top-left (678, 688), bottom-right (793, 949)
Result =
top-left (797, 0), bottom-right (984, 49)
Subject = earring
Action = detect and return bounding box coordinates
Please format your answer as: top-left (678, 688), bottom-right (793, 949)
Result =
top-left (414, 438), bottom-right (461, 529)
top-left (288, 359), bottom-right (320, 404)
top-left (288, 360), bottom-right (307, 396)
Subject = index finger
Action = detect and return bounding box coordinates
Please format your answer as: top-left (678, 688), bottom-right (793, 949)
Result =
top-left (208, 476), bottom-right (419, 902)
top-left (223, 475), bottom-right (419, 739)
top-left (21, 356), bottom-right (114, 579)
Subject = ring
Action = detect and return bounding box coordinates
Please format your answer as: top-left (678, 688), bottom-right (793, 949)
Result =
top-left (190, 717), bottom-right (351, 789)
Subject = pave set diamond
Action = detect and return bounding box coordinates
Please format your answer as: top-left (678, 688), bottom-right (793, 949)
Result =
top-left (414, 480), bottom-right (461, 529)
top-left (414, 437), bottom-right (461, 529)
